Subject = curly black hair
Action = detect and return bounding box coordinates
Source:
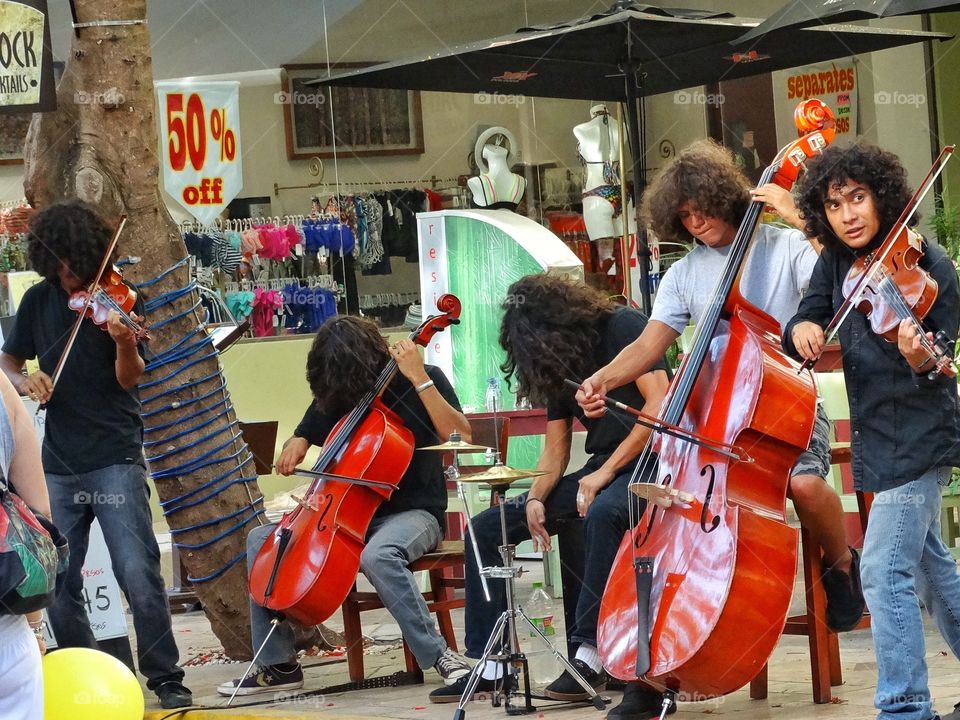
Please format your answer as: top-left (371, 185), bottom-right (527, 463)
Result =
top-left (796, 142), bottom-right (914, 252)
top-left (26, 201), bottom-right (113, 284)
top-left (498, 274), bottom-right (614, 406)
top-left (306, 316), bottom-right (390, 417)
top-left (643, 140), bottom-right (750, 245)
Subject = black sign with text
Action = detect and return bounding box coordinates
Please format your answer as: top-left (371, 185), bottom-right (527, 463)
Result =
top-left (0, 0), bottom-right (55, 114)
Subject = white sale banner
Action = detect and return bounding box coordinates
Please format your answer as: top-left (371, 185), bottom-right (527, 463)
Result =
top-left (156, 81), bottom-right (242, 225)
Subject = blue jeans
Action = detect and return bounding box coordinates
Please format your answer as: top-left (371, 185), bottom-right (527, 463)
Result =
top-left (44, 464), bottom-right (184, 691)
top-left (248, 509), bottom-right (448, 669)
top-left (861, 467), bottom-right (960, 720)
top-left (463, 458), bottom-right (648, 658)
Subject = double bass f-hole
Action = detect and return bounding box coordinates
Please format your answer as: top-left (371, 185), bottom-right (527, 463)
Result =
top-left (636, 474), bottom-right (672, 549)
top-left (699, 464), bottom-right (721, 534)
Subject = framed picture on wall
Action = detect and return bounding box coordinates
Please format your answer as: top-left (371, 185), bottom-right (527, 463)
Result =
top-left (280, 64), bottom-right (424, 160)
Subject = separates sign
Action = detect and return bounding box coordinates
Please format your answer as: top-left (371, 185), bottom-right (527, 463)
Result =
top-left (773, 59), bottom-right (858, 147)
top-left (156, 81), bottom-right (242, 225)
top-left (0, 0), bottom-right (56, 114)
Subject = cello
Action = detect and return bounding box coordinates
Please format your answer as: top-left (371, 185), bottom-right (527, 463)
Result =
top-left (248, 294), bottom-right (461, 626)
top-left (596, 100), bottom-right (835, 698)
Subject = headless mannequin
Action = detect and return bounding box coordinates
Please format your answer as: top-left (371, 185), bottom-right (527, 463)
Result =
top-left (467, 144), bottom-right (526, 210)
top-left (574, 104), bottom-right (636, 241)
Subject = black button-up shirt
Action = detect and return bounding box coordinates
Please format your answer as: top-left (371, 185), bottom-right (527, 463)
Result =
top-left (783, 240), bottom-right (960, 492)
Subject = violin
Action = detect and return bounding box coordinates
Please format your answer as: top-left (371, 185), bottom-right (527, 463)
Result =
top-left (804, 145), bottom-right (957, 378)
top-left (248, 294), bottom-right (462, 627)
top-left (596, 100), bottom-right (834, 699)
top-left (68, 264), bottom-right (151, 342)
top-left (43, 214), bottom-right (147, 409)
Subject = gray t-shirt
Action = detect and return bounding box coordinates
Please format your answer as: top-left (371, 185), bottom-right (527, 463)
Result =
top-left (650, 224), bottom-right (817, 334)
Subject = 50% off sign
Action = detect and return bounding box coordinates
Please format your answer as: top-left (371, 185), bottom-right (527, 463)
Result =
top-left (156, 81), bottom-right (243, 225)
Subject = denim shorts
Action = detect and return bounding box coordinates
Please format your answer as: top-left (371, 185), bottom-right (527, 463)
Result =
top-left (791, 404), bottom-right (833, 479)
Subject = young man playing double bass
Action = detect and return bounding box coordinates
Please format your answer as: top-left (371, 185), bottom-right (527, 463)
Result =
top-left (786, 142), bottom-right (960, 720)
top-left (219, 316), bottom-right (473, 695)
top-left (578, 140), bottom-right (863, 719)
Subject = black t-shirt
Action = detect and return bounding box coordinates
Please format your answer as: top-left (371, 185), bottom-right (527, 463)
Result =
top-left (2, 280), bottom-right (145, 474)
top-left (547, 308), bottom-right (668, 458)
top-left (293, 364), bottom-right (460, 529)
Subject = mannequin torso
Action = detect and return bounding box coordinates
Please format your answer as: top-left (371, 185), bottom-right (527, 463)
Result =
top-left (574, 106), bottom-right (636, 240)
top-left (467, 145), bottom-right (526, 210)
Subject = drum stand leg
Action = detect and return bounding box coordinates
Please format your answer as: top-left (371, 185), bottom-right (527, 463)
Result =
top-left (452, 483), bottom-right (605, 719)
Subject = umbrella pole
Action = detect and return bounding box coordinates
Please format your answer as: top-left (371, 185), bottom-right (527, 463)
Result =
top-left (616, 104), bottom-right (633, 307)
top-left (623, 62), bottom-right (653, 316)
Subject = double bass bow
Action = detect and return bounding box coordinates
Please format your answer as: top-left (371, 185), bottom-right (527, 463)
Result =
top-left (596, 100), bottom-right (835, 699)
top-left (248, 294), bottom-right (461, 626)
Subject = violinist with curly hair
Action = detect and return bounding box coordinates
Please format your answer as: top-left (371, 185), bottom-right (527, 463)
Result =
top-left (0, 200), bottom-right (192, 709)
top-left (785, 142), bottom-right (960, 720)
top-left (220, 315), bottom-right (475, 696)
top-left (430, 274), bottom-right (671, 704)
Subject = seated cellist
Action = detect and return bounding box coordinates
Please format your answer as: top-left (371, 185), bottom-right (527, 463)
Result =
top-left (218, 316), bottom-right (472, 695)
top-left (578, 140), bottom-right (864, 719)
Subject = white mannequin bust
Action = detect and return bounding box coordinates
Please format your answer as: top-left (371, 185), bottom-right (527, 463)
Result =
top-left (468, 131), bottom-right (526, 209)
top-left (574, 103), bottom-right (636, 241)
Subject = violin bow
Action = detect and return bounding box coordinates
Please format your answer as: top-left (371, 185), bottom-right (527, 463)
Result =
top-left (42, 214), bottom-right (128, 411)
top-left (563, 379), bottom-right (751, 462)
top-left (800, 146), bottom-right (955, 370)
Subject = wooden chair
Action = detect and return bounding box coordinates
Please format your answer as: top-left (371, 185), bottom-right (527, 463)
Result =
top-left (750, 371), bottom-right (872, 704)
top-left (339, 416), bottom-right (509, 683)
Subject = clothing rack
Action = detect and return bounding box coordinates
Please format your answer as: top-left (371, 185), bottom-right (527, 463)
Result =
top-left (275, 175), bottom-right (460, 196)
top-left (359, 291), bottom-right (418, 309)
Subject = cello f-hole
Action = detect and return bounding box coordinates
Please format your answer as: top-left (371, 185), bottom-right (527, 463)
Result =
top-left (699, 464), bottom-right (721, 534)
top-left (315, 493), bottom-right (334, 532)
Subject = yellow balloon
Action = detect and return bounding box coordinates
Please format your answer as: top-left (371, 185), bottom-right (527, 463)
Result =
top-left (43, 648), bottom-right (145, 720)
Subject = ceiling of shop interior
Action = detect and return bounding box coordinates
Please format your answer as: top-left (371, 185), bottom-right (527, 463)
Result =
top-left (46, 0), bottom-right (776, 80)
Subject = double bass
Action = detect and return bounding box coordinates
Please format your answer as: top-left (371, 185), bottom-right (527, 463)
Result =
top-left (248, 295), bottom-right (461, 626)
top-left (597, 100), bottom-right (835, 698)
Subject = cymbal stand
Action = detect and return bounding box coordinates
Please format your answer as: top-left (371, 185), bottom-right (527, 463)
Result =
top-left (443, 430), bottom-right (490, 601)
top-left (452, 475), bottom-right (605, 719)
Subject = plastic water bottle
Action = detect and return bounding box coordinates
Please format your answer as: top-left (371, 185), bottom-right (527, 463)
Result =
top-left (484, 377), bottom-right (501, 412)
top-left (523, 582), bottom-right (557, 687)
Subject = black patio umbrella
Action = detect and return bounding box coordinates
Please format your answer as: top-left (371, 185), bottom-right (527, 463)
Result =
top-left (313, 1), bottom-right (948, 313)
top-left (738, 0), bottom-right (960, 44)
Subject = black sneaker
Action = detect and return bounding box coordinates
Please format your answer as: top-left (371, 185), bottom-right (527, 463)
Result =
top-left (429, 671), bottom-right (512, 704)
top-left (216, 662), bottom-right (304, 696)
top-left (608, 682), bottom-right (675, 720)
top-left (155, 681), bottom-right (193, 709)
top-left (543, 658), bottom-right (607, 701)
top-left (822, 546), bottom-right (866, 632)
top-left (433, 648), bottom-right (472, 685)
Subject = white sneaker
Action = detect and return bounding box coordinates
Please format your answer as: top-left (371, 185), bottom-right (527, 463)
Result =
top-left (433, 648), bottom-right (472, 685)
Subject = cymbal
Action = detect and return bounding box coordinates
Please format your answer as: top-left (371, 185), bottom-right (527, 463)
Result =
top-left (458, 464), bottom-right (548, 484)
top-left (419, 439), bottom-right (492, 452)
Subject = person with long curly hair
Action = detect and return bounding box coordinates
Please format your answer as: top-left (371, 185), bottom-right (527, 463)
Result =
top-left (220, 315), bottom-right (475, 696)
top-left (0, 200), bottom-right (193, 709)
top-left (785, 143), bottom-right (960, 720)
top-left (578, 140), bottom-right (862, 720)
top-left (430, 274), bottom-right (670, 704)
